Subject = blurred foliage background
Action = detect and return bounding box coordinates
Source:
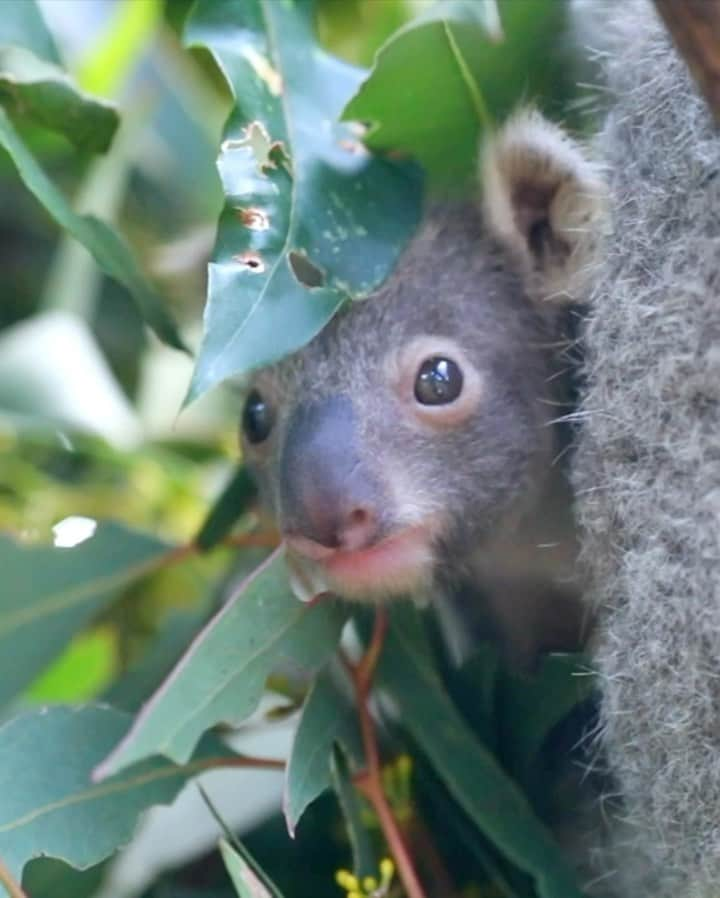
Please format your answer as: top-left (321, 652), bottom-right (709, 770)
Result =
top-left (0, 2), bottom-right (594, 897)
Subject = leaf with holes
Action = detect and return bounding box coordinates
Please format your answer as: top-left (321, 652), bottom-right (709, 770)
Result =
top-left (96, 549), bottom-right (348, 777)
top-left (0, 46), bottom-right (118, 153)
top-left (0, 705), bottom-right (238, 883)
top-left (343, 0), bottom-right (574, 188)
top-left (0, 522), bottom-right (173, 710)
top-left (183, 0), bottom-right (422, 402)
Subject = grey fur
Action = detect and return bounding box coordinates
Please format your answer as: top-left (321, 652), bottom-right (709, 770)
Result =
top-left (573, 2), bottom-right (720, 894)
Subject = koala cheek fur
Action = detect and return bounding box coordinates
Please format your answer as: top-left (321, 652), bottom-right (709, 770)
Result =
top-left (573, 0), bottom-right (720, 894)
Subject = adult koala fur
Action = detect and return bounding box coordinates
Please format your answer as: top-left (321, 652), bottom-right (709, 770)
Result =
top-left (574, 0), bottom-right (720, 894)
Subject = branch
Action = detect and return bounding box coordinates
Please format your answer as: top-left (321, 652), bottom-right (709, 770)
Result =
top-left (653, 0), bottom-right (720, 119)
top-left (0, 859), bottom-right (27, 898)
top-left (195, 753), bottom-right (285, 772)
top-left (346, 610), bottom-right (428, 898)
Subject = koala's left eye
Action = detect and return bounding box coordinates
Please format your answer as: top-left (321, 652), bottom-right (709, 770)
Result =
top-left (414, 356), bottom-right (464, 405)
top-left (242, 389), bottom-right (274, 444)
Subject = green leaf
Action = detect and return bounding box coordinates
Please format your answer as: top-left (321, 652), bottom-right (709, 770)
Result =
top-left (195, 466), bottom-right (258, 551)
top-left (378, 607), bottom-right (585, 898)
top-left (26, 627), bottom-right (118, 704)
top-left (343, 0), bottom-right (571, 188)
top-left (184, 0), bottom-right (422, 402)
top-left (498, 654), bottom-right (596, 789)
top-left (0, 106), bottom-right (187, 351)
top-left (284, 663), bottom-right (362, 835)
top-left (0, 46), bottom-right (119, 153)
top-left (331, 744), bottom-right (377, 880)
top-left (0, 522), bottom-right (173, 710)
top-left (0, 705), bottom-right (238, 883)
top-left (0, 0), bottom-right (60, 65)
top-left (96, 548), bottom-right (348, 777)
top-left (220, 838), bottom-right (285, 898)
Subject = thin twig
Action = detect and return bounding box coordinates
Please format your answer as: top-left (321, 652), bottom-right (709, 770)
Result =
top-left (347, 610), bottom-right (428, 898)
top-left (0, 859), bottom-right (27, 898)
top-left (195, 753), bottom-right (286, 772)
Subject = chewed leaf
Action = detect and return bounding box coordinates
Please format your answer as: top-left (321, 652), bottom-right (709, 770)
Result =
top-left (184, 0), bottom-right (422, 402)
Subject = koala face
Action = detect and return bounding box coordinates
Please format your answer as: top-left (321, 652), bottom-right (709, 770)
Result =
top-left (240, 112), bottom-right (604, 603)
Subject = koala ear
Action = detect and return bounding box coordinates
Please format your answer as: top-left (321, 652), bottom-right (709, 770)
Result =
top-left (482, 110), bottom-right (606, 303)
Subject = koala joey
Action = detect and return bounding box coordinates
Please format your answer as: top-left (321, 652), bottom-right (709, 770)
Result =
top-left (241, 112), bottom-right (604, 667)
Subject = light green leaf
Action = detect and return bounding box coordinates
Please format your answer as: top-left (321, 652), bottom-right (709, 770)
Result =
top-left (378, 606), bottom-right (585, 898)
top-left (96, 549), bottom-right (348, 777)
top-left (184, 0), bottom-right (422, 402)
top-left (0, 522), bottom-right (173, 710)
top-left (0, 106), bottom-right (187, 351)
top-left (26, 627), bottom-right (118, 704)
top-left (0, 705), bottom-right (238, 883)
top-left (220, 839), bottom-right (285, 898)
top-left (343, 0), bottom-right (572, 187)
top-left (0, 46), bottom-right (118, 153)
top-left (283, 663), bottom-right (362, 835)
top-left (0, 0), bottom-right (60, 66)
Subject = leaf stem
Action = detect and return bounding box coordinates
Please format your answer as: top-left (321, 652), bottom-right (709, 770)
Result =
top-left (196, 753), bottom-right (286, 772)
top-left (347, 609), bottom-right (428, 898)
top-left (0, 859), bottom-right (27, 898)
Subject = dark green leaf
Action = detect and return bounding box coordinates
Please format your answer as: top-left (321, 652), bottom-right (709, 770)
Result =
top-left (220, 838), bottom-right (285, 898)
top-left (284, 663), bottom-right (362, 834)
top-left (96, 549), bottom-right (348, 777)
top-left (184, 0), bottom-right (422, 401)
top-left (378, 606), bottom-right (585, 898)
top-left (343, 0), bottom-right (572, 188)
top-left (0, 522), bottom-right (172, 709)
top-left (0, 107), bottom-right (187, 351)
top-left (0, 0), bottom-right (60, 65)
top-left (195, 466), bottom-right (258, 551)
top-left (0, 47), bottom-right (118, 153)
top-left (498, 654), bottom-right (596, 787)
top-left (331, 744), bottom-right (377, 880)
top-left (0, 705), bottom-right (239, 883)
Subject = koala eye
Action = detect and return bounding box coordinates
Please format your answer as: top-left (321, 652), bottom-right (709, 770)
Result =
top-left (414, 356), bottom-right (464, 405)
top-left (242, 389), bottom-right (274, 444)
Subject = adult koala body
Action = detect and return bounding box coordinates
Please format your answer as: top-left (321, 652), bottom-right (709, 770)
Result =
top-left (241, 114), bottom-right (603, 668)
top-left (574, 1), bottom-right (720, 894)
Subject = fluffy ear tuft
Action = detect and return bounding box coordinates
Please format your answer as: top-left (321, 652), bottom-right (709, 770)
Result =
top-left (482, 110), bottom-right (606, 304)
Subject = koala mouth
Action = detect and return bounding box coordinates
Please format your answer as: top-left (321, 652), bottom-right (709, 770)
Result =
top-left (285, 526), bottom-right (435, 601)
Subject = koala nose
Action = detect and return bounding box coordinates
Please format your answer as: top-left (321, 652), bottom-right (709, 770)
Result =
top-left (279, 396), bottom-right (383, 553)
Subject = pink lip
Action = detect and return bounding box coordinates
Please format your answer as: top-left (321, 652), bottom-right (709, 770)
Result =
top-left (286, 526), bottom-right (435, 598)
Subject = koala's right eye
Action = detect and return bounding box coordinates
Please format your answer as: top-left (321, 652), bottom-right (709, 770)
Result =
top-left (242, 389), bottom-right (274, 444)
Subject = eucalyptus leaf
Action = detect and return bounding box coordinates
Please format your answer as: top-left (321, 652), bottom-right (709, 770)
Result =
top-left (284, 663), bottom-right (362, 835)
top-left (378, 607), bottom-right (586, 898)
top-left (0, 107), bottom-right (187, 351)
top-left (0, 705), bottom-right (238, 883)
top-left (0, 0), bottom-right (60, 65)
top-left (220, 839), bottom-right (285, 898)
top-left (96, 549), bottom-right (347, 777)
top-left (343, 0), bottom-right (572, 188)
top-left (0, 46), bottom-right (118, 153)
top-left (0, 522), bottom-right (173, 710)
top-left (195, 466), bottom-right (258, 551)
top-left (184, 0), bottom-right (422, 401)
top-left (331, 745), bottom-right (377, 880)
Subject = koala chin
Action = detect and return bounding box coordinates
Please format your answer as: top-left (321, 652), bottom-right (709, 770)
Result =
top-left (241, 109), bottom-right (605, 667)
